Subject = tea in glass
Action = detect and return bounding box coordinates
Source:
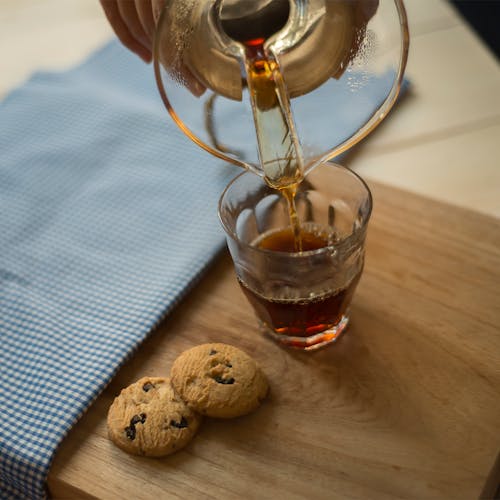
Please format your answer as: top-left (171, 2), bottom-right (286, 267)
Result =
top-left (219, 162), bottom-right (372, 350)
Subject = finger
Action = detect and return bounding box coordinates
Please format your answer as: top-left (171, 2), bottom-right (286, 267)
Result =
top-left (135, 0), bottom-right (156, 41)
top-left (100, 0), bottom-right (151, 63)
top-left (117, 0), bottom-right (152, 53)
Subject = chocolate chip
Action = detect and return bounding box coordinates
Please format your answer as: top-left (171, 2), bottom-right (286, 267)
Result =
top-left (225, 363), bottom-right (232, 368)
top-left (209, 349), bottom-right (217, 355)
top-left (131, 413), bottom-right (147, 425)
top-left (125, 413), bottom-right (146, 440)
top-left (214, 375), bottom-right (235, 385)
top-left (142, 382), bottom-right (155, 392)
top-left (170, 416), bottom-right (188, 429)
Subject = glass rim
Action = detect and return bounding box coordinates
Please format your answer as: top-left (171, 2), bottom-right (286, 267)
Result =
top-left (218, 162), bottom-right (373, 258)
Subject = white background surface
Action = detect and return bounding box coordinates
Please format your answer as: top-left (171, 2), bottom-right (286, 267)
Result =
top-left (1, 0), bottom-right (499, 217)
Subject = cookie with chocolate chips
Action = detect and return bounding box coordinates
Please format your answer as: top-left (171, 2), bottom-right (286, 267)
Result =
top-left (170, 343), bottom-right (268, 418)
top-left (107, 377), bottom-right (201, 457)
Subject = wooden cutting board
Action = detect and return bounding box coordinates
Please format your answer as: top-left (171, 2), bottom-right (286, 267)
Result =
top-left (48, 182), bottom-right (500, 500)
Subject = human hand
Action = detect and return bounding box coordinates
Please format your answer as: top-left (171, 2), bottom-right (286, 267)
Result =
top-left (99, 0), bottom-right (165, 63)
top-left (99, 0), bottom-right (205, 95)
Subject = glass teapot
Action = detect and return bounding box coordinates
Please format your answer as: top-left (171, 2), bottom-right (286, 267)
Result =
top-left (153, 0), bottom-right (409, 187)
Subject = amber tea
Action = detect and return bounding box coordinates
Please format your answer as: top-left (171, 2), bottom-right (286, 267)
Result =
top-left (241, 35), bottom-right (305, 251)
top-left (238, 227), bottom-right (362, 345)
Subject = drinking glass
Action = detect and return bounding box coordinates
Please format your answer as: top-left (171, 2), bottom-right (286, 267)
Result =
top-left (219, 162), bottom-right (372, 350)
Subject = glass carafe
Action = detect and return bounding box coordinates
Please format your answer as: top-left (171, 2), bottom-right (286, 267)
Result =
top-left (153, 0), bottom-right (409, 186)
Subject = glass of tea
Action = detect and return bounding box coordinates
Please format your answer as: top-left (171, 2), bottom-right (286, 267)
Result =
top-left (219, 162), bottom-right (372, 350)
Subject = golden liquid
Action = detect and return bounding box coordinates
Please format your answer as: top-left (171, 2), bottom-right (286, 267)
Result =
top-left (280, 184), bottom-right (302, 252)
top-left (243, 39), bottom-right (304, 251)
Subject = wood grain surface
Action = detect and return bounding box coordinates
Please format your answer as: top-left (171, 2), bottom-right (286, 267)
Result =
top-left (48, 182), bottom-right (500, 500)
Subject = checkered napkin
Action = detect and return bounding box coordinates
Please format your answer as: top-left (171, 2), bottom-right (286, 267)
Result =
top-left (0, 41), bottom-right (238, 499)
top-left (0, 39), bottom-right (406, 498)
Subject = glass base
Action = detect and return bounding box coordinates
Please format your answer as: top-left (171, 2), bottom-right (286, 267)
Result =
top-left (259, 315), bottom-right (349, 351)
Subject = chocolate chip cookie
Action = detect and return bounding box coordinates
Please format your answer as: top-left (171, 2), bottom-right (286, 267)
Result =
top-left (107, 377), bottom-right (202, 457)
top-left (170, 343), bottom-right (269, 418)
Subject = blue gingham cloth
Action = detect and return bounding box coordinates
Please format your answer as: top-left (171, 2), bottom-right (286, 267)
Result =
top-left (0, 41), bottom-right (237, 499)
top-left (0, 39), bottom-right (406, 498)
